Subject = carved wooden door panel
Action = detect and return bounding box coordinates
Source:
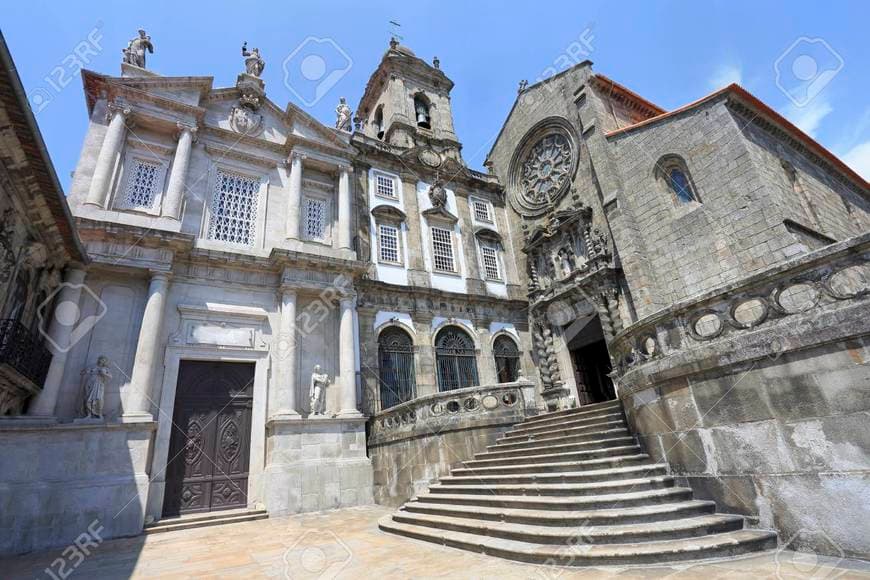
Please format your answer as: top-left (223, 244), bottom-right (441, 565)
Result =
top-left (163, 361), bottom-right (254, 517)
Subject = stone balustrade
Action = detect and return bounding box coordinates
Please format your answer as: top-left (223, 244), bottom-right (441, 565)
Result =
top-left (611, 232), bottom-right (870, 394)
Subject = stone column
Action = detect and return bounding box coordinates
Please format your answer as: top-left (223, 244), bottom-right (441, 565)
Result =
top-left (123, 271), bottom-right (170, 422)
top-left (85, 104), bottom-right (130, 208)
top-left (271, 288), bottom-right (301, 420)
top-left (27, 266), bottom-right (87, 417)
top-left (286, 152), bottom-right (304, 239)
top-left (336, 294), bottom-right (362, 417)
top-left (162, 123), bottom-right (197, 220)
top-left (337, 165), bottom-right (352, 250)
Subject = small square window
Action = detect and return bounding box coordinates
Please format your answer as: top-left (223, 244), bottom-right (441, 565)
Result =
top-left (304, 197), bottom-right (328, 241)
top-left (431, 227), bottom-right (455, 272)
top-left (473, 200), bottom-right (492, 223)
top-left (378, 224), bottom-right (400, 263)
top-left (481, 245), bottom-right (501, 280)
top-left (375, 174), bottom-right (396, 199)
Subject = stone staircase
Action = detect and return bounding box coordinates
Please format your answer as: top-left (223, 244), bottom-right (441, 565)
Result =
top-left (144, 507), bottom-right (268, 534)
top-left (379, 399), bottom-right (777, 566)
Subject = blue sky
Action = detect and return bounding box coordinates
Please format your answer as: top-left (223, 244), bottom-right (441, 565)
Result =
top-left (3, 0), bottom-right (869, 188)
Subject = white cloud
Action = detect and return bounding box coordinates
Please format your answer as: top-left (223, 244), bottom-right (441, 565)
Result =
top-left (708, 64), bottom-right (742, 89)
top-left (841, 141), bottom-right (870, 180)
top-left (781, 99), bottom-right (833, 138)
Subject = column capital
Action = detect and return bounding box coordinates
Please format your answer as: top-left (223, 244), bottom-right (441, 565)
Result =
top-left (337, 163), bottom-right (352, 176)
top-left (105, 102), bottom-right (132, 122)
top-left (148, 270), bottom-right (172, 283)
top-left (174, 121), bottom-right (199, 141)
top-left (287, 150), bottom-right (307, 164)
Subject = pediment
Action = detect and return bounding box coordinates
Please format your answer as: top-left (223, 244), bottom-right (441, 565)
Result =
top-left (421, 205), bottom-right (458, 225)
top-left (371, 204), bottom-right (407, 222)
top-left (473, 226), bottom-right (502, 244)
top-left (82, 69), bottom-right (213, 113)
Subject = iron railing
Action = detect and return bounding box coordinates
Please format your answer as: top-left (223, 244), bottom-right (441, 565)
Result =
top-left (435, 348), bottom-right (479, 391)
top-left (0, 318), bottom-right (52, 388)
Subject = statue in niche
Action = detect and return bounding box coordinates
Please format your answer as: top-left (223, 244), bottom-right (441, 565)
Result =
top-left (335, 97), bottom-right (352, 131)
top-left (122, 29), bottom-right (154, 69)
top-left (556, 246), bottom-right (574, 278)
top-left (241, 42), bottom-right (265, 77)
top-left (309, 365), bottom-right (330, 416)
top-left (80, 356), bottom-right (111, 419)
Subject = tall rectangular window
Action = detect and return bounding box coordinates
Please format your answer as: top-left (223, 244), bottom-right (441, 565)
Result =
top-left (207, 170), bottom-right (260, 246)
top-left (119, 158), bottom-right (161, 211)
top-left (431, 227), bottom-right (455, 272)
top-left (473, 200), bottom-right (492, 223)
top-left (378, 224), bottom-right (400, 263)
top-left (304, 197), bottom-right (328, 241)
top-left (375, 174), bottom-right (396, 199)
top-left (481, 245), bottom-right (501, 280)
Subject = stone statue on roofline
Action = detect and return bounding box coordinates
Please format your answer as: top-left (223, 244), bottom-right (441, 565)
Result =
top-left (122, 29), bottom-right (154, 69)
top-left (241, 42), bottom-right (265, 77)
top-left (335, 97), bottom-right (352, 131)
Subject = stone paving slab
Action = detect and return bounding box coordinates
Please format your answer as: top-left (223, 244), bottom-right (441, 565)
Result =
top-left (3, 506), bottom-right (869, 579)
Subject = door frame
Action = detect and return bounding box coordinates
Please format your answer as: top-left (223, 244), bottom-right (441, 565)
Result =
top-left (146, 347), bottom-right (269, 523)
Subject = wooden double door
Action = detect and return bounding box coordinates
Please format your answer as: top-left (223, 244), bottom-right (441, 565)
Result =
top-left (163, 361), bottom-right (255, 517)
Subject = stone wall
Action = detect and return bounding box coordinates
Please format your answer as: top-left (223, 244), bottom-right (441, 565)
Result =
top-left (368, 381), bottom-right (536, 506)
top-left (0, 421), bottom-right (153, 556)
top-left (613, 234), bottom-right (870, 559)
top-left (263, 418), bottom-right (374, 515)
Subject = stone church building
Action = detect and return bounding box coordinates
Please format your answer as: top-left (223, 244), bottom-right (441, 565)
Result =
top-left (1, 29), bottom-right (869, 565)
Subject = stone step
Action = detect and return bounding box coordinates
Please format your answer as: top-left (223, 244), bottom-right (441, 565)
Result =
top-left (401, 499), bottom-right (719, 527)
top-left (522, 401), bottom-right (622, 427)
top-left (378, 516), bottom-right (777, 566)
top-left (499, 419), bottom-right (627, 443)
top-left (451, 453), bottom-right (654, 476)
top-left (506, 412), bottom-right (626, 437)
top-left (476, 435), bottom-right (637, 460)
top-left (440, 463), bottom-right (670, 486)
top-left (463, 444), bottom-right (643, 468)
top-left (491, 427), bottom-right (632, 452)
top-left (390, 511), bottom-right (746, 545)
top-left (429, 474), bottom-right (675, 497)
top-left (143, 508), bottom-right (268, 534)
top-left (412, 486), bottom-right (694, 511)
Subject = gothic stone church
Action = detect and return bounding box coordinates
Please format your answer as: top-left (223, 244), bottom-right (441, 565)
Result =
top-left (1, 32), bottom-right (869, 565)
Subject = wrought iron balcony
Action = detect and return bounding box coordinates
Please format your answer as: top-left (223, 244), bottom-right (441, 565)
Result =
top-left (0, 318), bottom-right (53, 390)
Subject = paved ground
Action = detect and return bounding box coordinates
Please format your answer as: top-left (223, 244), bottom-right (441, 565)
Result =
top-left (4, 506), bottom-right (870, 579)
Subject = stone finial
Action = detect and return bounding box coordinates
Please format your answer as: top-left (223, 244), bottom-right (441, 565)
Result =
top-left (433, 56), bottom-right (440, 69)
top-left (241, 42), bottom-right (265, 77)
top-left (335, 97), bottom-right (352, 131)
top-left (518, 79), bottom-right (529, 93)
top-left (122, 29), bottom-right (154, 69)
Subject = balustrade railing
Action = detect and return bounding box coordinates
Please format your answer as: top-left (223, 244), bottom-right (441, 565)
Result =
top-left (0, 318), bottom-right (53, 388)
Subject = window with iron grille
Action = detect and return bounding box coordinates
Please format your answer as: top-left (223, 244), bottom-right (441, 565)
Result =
top-left (431, 227), bottom-right (455, 272)
top-left (435, 326), bottom-right (479, 391)
top-left (378, 224), bottom-right (400, 263)
top-left (473, 199), bottom-right (492, 223)
top-left (481, 245), bottom-right (501, 280)
top-left (377, 327), bottom-right (416, 411)
top-left (375, 174), bottom-right (396, 199)
top-left (493, 335), bottom-right (520, 383)
top-left (119, 158), bottom-right (162, 211)
top-left (207, 170), bottom-right (260, 246)
top-left (304, 197), bottom-right (328, 241)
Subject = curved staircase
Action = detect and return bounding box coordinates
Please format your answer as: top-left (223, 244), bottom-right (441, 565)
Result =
top-left (379, 399), bottom-right (777, 566)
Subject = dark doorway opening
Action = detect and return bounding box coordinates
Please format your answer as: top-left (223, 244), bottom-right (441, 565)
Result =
top-left (565, 315), bottom-right (616, 405)
top-left (163, 360), bottom-right (255, 517)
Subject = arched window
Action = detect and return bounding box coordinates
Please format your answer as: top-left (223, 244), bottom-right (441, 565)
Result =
top-left (493, 335), bottom-right (521, 383)
top-left (373, 106), bottom-right (384, 140)
top-left (656, 155), bottom-right (699, 205)
top-left (378, 326), bottom-right (416, 409)
top-left (435, 326), bottom-right (479, 391)
top-left (413, 94), bottom-right (431, 129)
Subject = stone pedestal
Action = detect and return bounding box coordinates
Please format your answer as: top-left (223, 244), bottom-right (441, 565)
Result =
top-left (263, 417), bottom-right (373, 515)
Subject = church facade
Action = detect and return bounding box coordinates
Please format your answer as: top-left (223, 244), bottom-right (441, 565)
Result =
top-left (1, 30), bottom-right (869, 562)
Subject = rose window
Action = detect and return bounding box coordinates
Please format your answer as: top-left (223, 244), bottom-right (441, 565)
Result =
top-left (520, 134), bottom-right (572, 205)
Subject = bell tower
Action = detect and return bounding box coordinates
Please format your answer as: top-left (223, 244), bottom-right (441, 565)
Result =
top-left (356, 39), bottom-right (462, 162)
